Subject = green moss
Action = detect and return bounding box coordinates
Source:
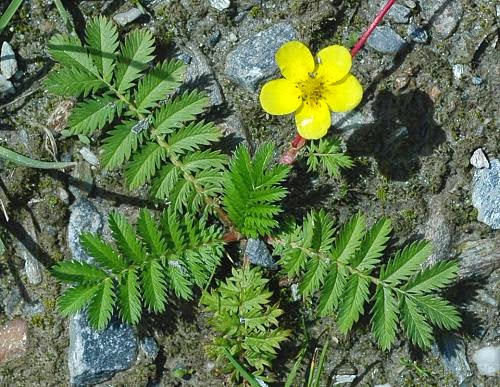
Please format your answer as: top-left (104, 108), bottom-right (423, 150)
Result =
top-left (249, 5), bottom-right (264, 18)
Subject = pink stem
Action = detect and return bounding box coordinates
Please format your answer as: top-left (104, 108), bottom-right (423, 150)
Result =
top-left (280, 0), bottom-right (398, 165)
top-left (350, 0), bottom-right (397, 57)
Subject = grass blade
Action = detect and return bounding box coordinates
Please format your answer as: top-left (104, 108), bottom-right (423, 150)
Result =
top-left (0, 0), bottom-right (24, 34)
top-left (222, 348), bottom-right (261, 387)
top-left (0, 145), bottom-right (76, 169)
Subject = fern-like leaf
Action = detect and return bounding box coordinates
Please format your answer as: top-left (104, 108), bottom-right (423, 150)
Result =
top-left (114, 29), bottom-right (155, 93)
top-left (125, 142), bottom-right (167, 189)
top-left (317, 265), bottom-right (348, 316)
top-left (331, 212), bottom-right (366, 263)
top-left (137, 209), bottom-right (167, 257)
top-left (371, 286), bottom-right (399, 351)
top-left (135, 60), bottom-right (185, 113)
top-left (381, 240), bottom-right (432, 285)
top-left (305, 138), bottom-right (353, 177)
top-left (352, 218), bottom-right (392, 272)
top-left (85, 16), bottom-right (119, 83)
top-left (142, 259), bottom-right (167, 313)
top-left (45, 66), bottom-right (104, 97)
top-left (118, 268), bottom-right (142, 325)
top-left (223, 144), bottom-right (290, 238)
top-left (57, 284), bottom-right (100, 316)
top-left (52, 260), bottom-right (108, 283)
top-left (154, 90), bottom-right (210, 134)
top-left (47, 34), bottom-right (99, 77)
top-left (166, 121), bottom-right (221, 156)
top-left (400, 296), bottom-right (433, 349)
top-left (88, 278), bottom-right (115, 330)
top-left (80, 232), bottom-right (127, 273)
top-left (108, 211), bottom-right (145, 264)
top-left (412, 295), bottom-right (461, 330)
top-left (150, 164), bottom-right (181, 200)
top-left (337, 275), bottom-right (370, 333)
top-left (67, 96), bottom-right (117, 136)
top-left (102, 120), bottom-right (145, 170)
top-left (404, 260), bottom-right (458, 294)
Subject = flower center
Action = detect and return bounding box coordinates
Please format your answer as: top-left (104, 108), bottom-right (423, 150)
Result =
top-left (298, 74), bottom-right (324, 105)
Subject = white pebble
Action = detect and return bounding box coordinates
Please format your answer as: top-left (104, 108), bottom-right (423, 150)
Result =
top-left (472, 346), bottom-right (500, 376)
top-left (113, 8), bottom-right (144, 26)
top-left (470, 148), bottom-right (490, 169)
top-left (210, 0), bottom-right (230, 11)
top-left (1, 42), bottom-right (18, 80)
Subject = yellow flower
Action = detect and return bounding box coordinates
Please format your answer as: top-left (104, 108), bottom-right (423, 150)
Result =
top-left (259, 41), bottom-right (363, 140)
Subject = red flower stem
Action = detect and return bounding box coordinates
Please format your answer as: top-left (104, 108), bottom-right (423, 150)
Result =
top-left (279, 0), bottom-right (397, 165)
top-left (350, 0), bottom-right (397, 57)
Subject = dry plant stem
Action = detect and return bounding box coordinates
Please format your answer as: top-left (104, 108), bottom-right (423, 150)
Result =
top-left (279, 0), bottom-right (398, 165)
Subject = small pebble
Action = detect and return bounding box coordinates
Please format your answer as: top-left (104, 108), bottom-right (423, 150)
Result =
top-left (113, 8), bottom-right (144, 26)
top-left (367, 26), bottom-right (406, 54)
top-left (207, 29), bottom-right (221, 47)
top-left (1, 42), bottom-right (18, 80)
top-left (470, 148), bottom-right (490, 169)
top-left (210, 0), bottom-right (230, 11)
top-left (472, 346), bottom-right (500, 376)
top-left (408, 26), bottom-right (429, 44)
top-left (471, 76), bottom-right (483, 85)
top-left (79, 147), bottom-right (99, 166)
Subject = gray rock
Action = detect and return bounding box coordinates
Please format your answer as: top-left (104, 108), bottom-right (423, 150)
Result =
top-left (224, 23), bottom-right (298, 92)
top-left (182, 44), bottom-right (224, 106)
top-left (408, 26), bottom-right (429, 44)
top-left (420, 0), bottom-right (463, 39)
top-left (471, 76), bottom-right (483, 86)
top-left (0, 42), bottom-right (17, 80)
top-left (69, 312), bottom-right (138, 386)
top-left (113, 8), bottom-right (144, 26)
top-left (79, 147), bottom-right (99, 166)
top-left (210, 0), bottom-right (230, 11)
top-left (422, 195), bottom-right (453, 266)
top-left (433, 334), bottom-right (472, 386)
top-left (68, 161), bottom-right (94, 200)
top-left (0, 74), bottom-right (15, 98)
top-left (68, 199), bottom-right (103, 262)
top-left (207, 29), bottom-right (221, 47)
top-left (14, 217), bottom-right (43, 285)
top-left (388, 4), bottom-right (411, 24)
top-left (244, 239), bottom-right (277, 268)
top-left (3, 287), bottom-right (23, 317)
top-left (471, 346), bottom-right (500, 376)
top-left (457, 236), bottom-right (500, 280)
top-left (140, 337), bottom-right (159, 360)
top-left (367, 26), bottom-right (406, 54)
top-left (472, 159), bottom-right (500, 229)
top-left (452, 64), bottom-right (470, 81)
top-left (68, 199), bottom-right (139, 385)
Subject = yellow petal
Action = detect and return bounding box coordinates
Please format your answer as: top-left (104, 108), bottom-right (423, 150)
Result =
top-left (322, 74), bottom-right (363, 113)
top-left (260, 78), bottom-right (302, 115)
top-left (315, 45), bottom-right (352, 83)
top-left (276, 41), bottom-right (315, 83)
top-left (294, 100), bottom-right (331, 140)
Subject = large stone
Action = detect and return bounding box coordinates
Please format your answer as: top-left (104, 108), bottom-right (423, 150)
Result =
top-left (0, 319), bottom-right (27, 363)
top-left (69, 312), bottom-right (138, 385)
top-left (67, 199), bottom-right (139, 385)
top-left (14, 217), bottom-right (43, 285)
top-left (224, 23), bottom-right (298, 92)
top-left (366, 26), bottom-right (406, 55)
top-left (422, 195), bottom-right (454, 265)
top-left (471, 159), bottom-right (500, 229)
top-left (0, 74), bottom-right (14, 98)
top-left (210, 0), bottom-right (230, 11)
top-left (420, 0), bottom-right (463, 39)
top-left (456, 235), bottom-right (500, 280)
top-left (113, 8), bottom-right (144, 26)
